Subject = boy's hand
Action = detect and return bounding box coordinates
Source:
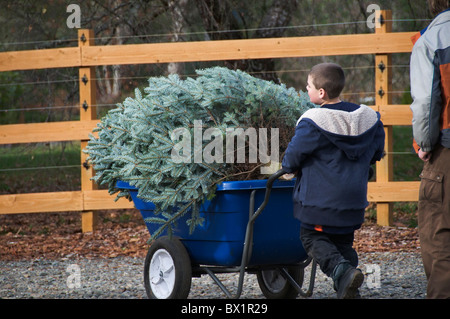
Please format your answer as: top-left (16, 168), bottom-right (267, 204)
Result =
top-left (281, 173), bottom-right (295, 180)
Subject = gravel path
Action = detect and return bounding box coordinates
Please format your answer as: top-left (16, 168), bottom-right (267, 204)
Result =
top-left (0, 251), bottom-right (426, 299)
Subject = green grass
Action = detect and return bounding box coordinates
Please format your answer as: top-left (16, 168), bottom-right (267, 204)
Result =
top-left (365, 201), bottom-right (418, 227)
top-left (0, 142), bottom-right (81, 194)
top-left (391, 126), bottom-right (421, 227)
top-left (393, 126), bottom-right (422, 181)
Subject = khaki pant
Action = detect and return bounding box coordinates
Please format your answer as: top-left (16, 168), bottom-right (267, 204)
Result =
top-left (418, 145), bottom-right (450, 299)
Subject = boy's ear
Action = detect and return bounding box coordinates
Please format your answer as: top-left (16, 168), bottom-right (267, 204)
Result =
top-left (318, 88), bottom-right (326, 99)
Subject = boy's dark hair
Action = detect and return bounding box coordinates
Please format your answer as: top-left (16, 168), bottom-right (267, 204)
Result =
top-left (427, 0), bottom-right (450, 15)
top-left (309, 63), bottom-right (345, 99)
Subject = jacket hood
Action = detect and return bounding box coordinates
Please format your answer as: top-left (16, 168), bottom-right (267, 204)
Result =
top-left (298, 104), bottom-right (381, 160)
top-left (411, 9), bottom-right (450, 44)
top-left (422, 8), bottom-right (450, 34)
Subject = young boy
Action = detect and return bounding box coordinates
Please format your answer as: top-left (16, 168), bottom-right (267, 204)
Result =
top-left (282, 63), bottom-right (385, 298)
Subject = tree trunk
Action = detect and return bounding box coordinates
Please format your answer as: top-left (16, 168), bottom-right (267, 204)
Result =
top-left (167, 0), bottom-right (188, 75)
top-left (195, 0), bottom-right (298, 83)
top-left (251, 0), bottom-right (298, 83)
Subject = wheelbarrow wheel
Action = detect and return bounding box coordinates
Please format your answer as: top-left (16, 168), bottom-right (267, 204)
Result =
top-left (144, 236), bottom-right (192, 299)
top-left (257, 266), bottom-right (304, 299)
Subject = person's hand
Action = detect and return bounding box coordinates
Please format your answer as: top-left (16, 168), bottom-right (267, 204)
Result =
top-left (281, 173), bottom-right (295, 180)
top-left (418, 149), bottom-right (432, 162)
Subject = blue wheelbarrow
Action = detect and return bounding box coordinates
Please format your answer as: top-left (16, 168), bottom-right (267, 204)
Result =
top-left (116, 169), bottom-right (317, 299)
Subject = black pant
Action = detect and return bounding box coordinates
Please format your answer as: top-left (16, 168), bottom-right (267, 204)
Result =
top-left (300, 227), bottom-right (358, 277)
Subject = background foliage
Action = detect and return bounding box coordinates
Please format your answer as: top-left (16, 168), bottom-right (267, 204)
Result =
top-left (0, 0), bottom-right (429, 202)
top-left (0, 0), bottom-right (432, 123)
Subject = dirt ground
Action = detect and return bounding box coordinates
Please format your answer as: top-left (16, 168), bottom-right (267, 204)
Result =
top-left (0, 209), bottom-right (420, 261)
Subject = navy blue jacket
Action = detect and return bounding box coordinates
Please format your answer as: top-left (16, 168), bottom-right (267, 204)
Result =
top-left (282, 102), bottom-right (385, 229)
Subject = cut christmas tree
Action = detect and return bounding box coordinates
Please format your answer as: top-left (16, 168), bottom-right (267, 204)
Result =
top-left (84, 67), bottom-right (315, 238)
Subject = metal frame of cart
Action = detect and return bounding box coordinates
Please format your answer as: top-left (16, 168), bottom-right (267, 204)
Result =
top-left (117, 169), bottom-right (317, 299)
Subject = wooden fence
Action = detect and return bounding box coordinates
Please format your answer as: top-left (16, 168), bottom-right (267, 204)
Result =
top-left (0, 10), bottom-right (419, 232)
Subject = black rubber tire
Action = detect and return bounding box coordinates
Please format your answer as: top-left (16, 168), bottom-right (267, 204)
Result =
top-left (256, 266), bottom-right (304, 299)
top-left (143, 236), bottom-right (192, 299)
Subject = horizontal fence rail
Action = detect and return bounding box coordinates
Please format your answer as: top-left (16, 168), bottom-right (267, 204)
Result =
top-left (0, 182), bottom-right (419, 214)
top-left (0, 105), bottom-right (413, 145)
top-left (0, 10), bottom-right (419, 231)
top-left (0, 32), bottom-right (415, 72)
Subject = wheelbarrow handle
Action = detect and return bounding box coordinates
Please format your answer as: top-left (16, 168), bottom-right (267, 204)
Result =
top-left (237, 168), bottom-right (290, 297)
top-left (266, 169), bottom-right (288, 189)
top-left (250, 169), bottom-right (288, 222)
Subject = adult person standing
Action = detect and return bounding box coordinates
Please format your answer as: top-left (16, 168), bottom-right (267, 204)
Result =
top-left (410, 0), bottom-right (450, 299)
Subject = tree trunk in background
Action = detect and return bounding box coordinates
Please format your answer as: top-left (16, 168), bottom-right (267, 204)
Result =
top-left (195, 0), bottom-right (298, 83)
top-left (167, 0), bottom-right (188, 75)
top-left (252, 0), bottom-right (298, 83)
top-left (96, 0), bottom-right (124, 103)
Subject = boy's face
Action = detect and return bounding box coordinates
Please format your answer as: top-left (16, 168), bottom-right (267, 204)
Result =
top-left (306, 75), bottom-right (325, 105)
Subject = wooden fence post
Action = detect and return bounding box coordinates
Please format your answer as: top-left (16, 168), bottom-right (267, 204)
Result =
top-left (78, 29), bottom-right (98, 232)
top-left (375, 10), bottom-right (394, 226)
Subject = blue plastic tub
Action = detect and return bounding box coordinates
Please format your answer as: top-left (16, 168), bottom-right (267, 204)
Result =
top-left (116, 179), bottom-right (307, 267)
